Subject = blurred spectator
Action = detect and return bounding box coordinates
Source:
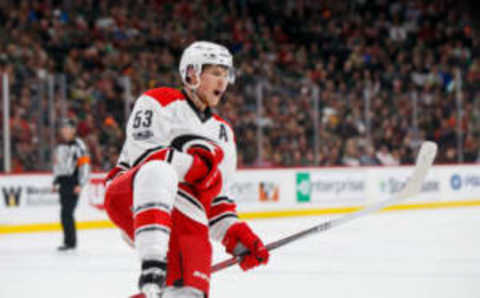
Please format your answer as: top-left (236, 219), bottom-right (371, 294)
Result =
top-left (342, 139), bottom-right (361, 166)
top-left (359, 144), bottom-right (381, 166)
top-left (376, 145), bottom-right (400, 166)
top-left (0, 0), bottom-right (478, 172)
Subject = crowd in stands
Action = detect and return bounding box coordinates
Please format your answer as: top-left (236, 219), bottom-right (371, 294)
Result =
top-left (1, 0), bottom-right (479, 172)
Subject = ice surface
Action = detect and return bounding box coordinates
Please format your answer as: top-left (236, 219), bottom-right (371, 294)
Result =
top-left (1, 207), bottom-right (479, 298)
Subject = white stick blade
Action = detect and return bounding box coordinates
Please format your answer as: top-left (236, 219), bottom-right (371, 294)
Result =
top-left (398, 141), bottom-right (438, 199)
top-left (416, 141), bottom-right (438, 167)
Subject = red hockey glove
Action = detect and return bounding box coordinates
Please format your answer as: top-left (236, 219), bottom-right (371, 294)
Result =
top-left (199, 169), bottom-right (222, 204)
top-left (222, 222), bottom-right (269, 271)
top-left (183, 151), bottom-right (210, 185)
top-left (185, 146), bottom-right (224, 191)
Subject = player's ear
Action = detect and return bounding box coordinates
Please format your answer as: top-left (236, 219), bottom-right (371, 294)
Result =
top-left (186, 65), bottom-right (198, 85)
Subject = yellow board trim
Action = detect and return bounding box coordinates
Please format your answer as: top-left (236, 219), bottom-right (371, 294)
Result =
top-left (2, 199), bottom-right (480, 234)
top-left (0, 220), bottom-right (116, 234)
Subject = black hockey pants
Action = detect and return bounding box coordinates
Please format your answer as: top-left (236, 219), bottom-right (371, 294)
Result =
top-left (60, 191), bottom-right (79, 247)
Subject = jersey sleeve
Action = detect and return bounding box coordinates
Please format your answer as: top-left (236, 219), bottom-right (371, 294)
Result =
top-left (104, 91), bottom-right (174, 184)
top-left (208, 194), bottom-right (239, 242)
top-left (104, 143), bottom-right (130, 184)
top-left (208, 127), bottom-right (240, 242)
top-left (75, 138), bottom-right (91, 187)
top-left (52, 146), bottom-right (60, 186)
top-left (124, 93), bottom-right (175, 167)
top-left (116, 143), bottom-right (131, 170)
top-left (107, 90), bottom-right (199, 185)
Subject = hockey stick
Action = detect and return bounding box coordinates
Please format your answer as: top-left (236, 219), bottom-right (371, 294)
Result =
top-left (211, 141), bottom-right (438, 273)
top-left (130, 142), bottom-right (437, 297)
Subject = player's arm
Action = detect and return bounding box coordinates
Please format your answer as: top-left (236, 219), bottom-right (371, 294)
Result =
top-left (52, 147), bottom-right (60, 188)
top-left (208, 192), bottom-right (239, 241)
top-left (106, 92), bottom-right (218, 187)
top-left (206, 128), bottom-right (241, 242)
top-left (208, 191), bottom-right (269, 271)
top-left (207, 139), bottom-right (269, 271)
top-left (76, 138), bottom-right (91, 188)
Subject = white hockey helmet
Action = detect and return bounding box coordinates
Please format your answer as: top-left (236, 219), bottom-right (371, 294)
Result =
top-left (179, 41), bottom-right (235, 88)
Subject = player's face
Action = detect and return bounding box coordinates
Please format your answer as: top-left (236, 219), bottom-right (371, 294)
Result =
top-left (198, 65), bottom-right (229, 107)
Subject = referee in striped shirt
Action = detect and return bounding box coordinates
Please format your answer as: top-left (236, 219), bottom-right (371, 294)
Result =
top-left (53, 118), bottom-right (90, 251)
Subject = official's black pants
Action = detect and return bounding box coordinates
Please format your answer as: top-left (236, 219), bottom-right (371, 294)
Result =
top-left (59, 192), bottom-right (79, 247)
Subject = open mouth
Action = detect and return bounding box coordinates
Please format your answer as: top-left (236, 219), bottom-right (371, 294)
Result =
top-left (213, 90), bottom-right (222, 97)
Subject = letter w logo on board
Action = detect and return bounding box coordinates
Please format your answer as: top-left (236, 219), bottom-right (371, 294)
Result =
top-left (2, 187), bottom-right (22, 207)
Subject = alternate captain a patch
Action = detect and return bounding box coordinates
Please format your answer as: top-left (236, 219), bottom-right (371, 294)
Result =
top-left (219, 124), bottom-right (228, 142)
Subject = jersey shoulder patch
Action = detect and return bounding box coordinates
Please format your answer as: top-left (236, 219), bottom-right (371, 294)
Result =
top-left (143, 87), bottom-right (185, 107)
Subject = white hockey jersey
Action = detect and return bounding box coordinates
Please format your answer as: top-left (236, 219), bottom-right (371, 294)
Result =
top-left (114, 87), bottom-right (238, 241)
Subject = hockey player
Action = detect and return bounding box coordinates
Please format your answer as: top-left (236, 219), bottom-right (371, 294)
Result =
top-left (104, 41), bottom-right (269, 298)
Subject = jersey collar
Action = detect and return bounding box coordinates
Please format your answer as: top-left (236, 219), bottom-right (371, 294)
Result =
top-left (182, 89), bottom-right (212, 123)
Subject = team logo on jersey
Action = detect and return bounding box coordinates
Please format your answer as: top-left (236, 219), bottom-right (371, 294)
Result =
top-left (171, 134), bottom-right (217, 153)
top-left (2, 186), bottom-right (22, 207)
